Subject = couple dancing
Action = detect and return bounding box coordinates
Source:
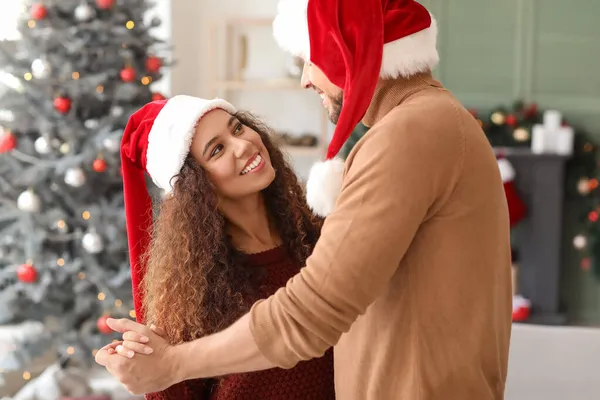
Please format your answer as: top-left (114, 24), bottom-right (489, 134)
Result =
top-left (96, 0), bottom-right (513, 399)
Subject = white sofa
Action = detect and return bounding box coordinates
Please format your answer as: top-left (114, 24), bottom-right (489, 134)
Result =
top-left (505, 323), bottom-right (600, 400)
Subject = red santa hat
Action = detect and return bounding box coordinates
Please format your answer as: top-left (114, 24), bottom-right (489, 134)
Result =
top-left (273, 0), bottom-right (439, 216)
top-left (497, 157), bottom-right (527, 227)
top-left (120, 95), bottom-right (236, 322)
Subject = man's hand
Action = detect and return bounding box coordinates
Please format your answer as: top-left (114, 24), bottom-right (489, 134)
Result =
top-left (95, 318), bottom-right (184, 395)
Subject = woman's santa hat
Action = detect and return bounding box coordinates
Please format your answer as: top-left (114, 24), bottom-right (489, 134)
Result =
top-left (273, 0), bottom-right (439, 216)
top-left (497, 157), bottom-right (527, 227)
top-left (120, 95), bottom-right (236, 322)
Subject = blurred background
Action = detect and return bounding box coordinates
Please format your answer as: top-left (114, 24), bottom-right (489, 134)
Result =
top-left (1, 0), bottom-right (599, 399)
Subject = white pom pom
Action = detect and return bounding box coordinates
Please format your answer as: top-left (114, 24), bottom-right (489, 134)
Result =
top-left (306, 158), bottom-right (345, 217)
top-left (497, 158), bottom-right (515, 182)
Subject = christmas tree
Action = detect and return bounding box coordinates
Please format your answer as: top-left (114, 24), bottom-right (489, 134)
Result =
top-left (0, 0), bottom-right (168, 373)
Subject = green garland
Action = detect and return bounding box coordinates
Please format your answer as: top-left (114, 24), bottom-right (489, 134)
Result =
top-left (470, 100), bottom-right (600, 279)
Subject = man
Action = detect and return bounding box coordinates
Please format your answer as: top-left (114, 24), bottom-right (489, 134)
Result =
top-left (96, 0), bottom-right (513, 398)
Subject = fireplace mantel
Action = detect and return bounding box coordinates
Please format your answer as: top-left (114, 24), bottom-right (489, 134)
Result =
top-left (496, 147), bottom-right (570, 325)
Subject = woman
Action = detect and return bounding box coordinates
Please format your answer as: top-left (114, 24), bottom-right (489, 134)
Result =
top-left (114, 95), bottom-right (334, 399)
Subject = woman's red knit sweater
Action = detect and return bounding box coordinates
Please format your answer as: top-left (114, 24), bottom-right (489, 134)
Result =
top-left (145, 247), bottom-right (335, 399)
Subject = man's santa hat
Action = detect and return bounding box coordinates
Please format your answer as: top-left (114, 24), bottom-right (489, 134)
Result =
top-left (497, 157), bottom-right (527, 227)
top-left (273, 0), bottom-right (439, 216)
top-left (120, 95), bottom-right (236, 322)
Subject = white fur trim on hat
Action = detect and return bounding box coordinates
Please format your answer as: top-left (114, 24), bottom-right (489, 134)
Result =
top-left (497, 158), bottom-right (515, 183)
top-left (272, 0), bottom-right (310, 60)
top-left (380, 15), bottom-right (439, 78)
top-left (272, 0), bottom-right (439, 78)
top-left (306, 158), bottom-right (346, 217)
top-left (145, 95), bottom-right (236, 193)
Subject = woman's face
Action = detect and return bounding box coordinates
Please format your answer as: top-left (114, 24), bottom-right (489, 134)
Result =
top-left (189, 109), bottom-right (276, 200)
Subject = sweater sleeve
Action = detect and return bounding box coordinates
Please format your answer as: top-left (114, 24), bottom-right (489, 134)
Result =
top-left (249, 110), bottom-right (464, 368)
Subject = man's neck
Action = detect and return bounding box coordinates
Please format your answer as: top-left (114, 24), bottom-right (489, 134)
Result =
top-left (220, 194), bottom-right (280, 253)
top-left (362, 70), bottom-right (440, 127)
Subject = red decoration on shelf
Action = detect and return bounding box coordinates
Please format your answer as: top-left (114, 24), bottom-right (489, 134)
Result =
top-left (120, 67), bottom-right (136, 82)
top-left (31, 3), bottom-right (48, 20)
top-left (145, 56), bottom-right (162, 73)
top-left (589, 211), bottom-right (598, 222)
top-left (524, 103), bottom-right (538, 118)
top-left (581, 257), bottom-right (591, 271)
top-left (152, 92), bottom-right (165, 101)
top-left (93, 158), bottom-right (107, 172)
top-left (505, 114), bottom-right (517, 127)
top-left (54, 96), bottom-right (72, 114)
top-left (96, 315), bottom-right (112, 334)
top-left (17, 263), bottom-right (37, 283)
top-left (0, 131), bottom-right (17, 153)
top-left (95, 0), bottom-right (114, 10)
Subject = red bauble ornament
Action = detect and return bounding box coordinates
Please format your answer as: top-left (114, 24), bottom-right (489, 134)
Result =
top-left (17, 263), bottom-right (37, 283)
top-left (120, 67), bottom-right (136, 82)
top-left (31, 3), bottom-right (48, 20)
top-left (152, 92), bottom-right (165, 101)
top-left (581, 257), bottom-right (591, 271)
top-left (97, 315), bottom-right (112, 334)
top-left (54, 96), bottom-right (72, 114)
top-left (506, 114), bottom-right (518, 127)
top-left (145, 56), bottom-right (162, 73)
top-left (93, 158), bottom-right (107, 172)
top-left (589, 211), bottom-right (599, 222)
top-left (95, 0), bottom-right (114, 9)
top-left (524, 103), bottom-right (538, 118)
top-left (0, 131), bottom-right (17, 153)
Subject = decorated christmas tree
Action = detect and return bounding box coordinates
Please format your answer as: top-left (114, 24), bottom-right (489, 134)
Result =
top-left (0, 0), bottom-right (168, 374)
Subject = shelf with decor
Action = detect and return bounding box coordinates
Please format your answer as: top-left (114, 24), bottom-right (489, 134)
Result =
top-left (208, 17), bottom-right (330, 160)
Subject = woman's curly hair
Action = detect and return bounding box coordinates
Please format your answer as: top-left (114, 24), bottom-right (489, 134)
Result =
top-left (140, 111), bottom-right (323, 344)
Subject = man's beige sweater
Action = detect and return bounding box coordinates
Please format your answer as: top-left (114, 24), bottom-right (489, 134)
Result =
top-left (250, 72), bottom-right (513, 399)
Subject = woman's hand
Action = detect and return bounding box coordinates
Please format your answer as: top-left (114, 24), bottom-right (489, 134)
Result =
top-left (111, 323), bottom-right (166, 358)
top-left (95, 319), bottom-right (184, 394)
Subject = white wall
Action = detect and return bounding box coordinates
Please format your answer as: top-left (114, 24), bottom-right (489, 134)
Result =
top-left (170, 0), bottom-right (329, 179)
top-left (146, 0), bottom-right (172, 96)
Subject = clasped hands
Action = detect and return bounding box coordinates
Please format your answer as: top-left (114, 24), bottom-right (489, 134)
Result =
top-left (94, 318), bottom-right (183, 395)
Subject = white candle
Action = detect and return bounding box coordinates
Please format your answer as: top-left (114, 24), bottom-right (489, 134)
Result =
top-left (531, 124), bottom-right (548, 154)
top-left (556, 126), bottom-right (574, 156)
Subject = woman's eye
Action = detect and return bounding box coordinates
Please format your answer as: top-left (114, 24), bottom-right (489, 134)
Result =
top-left (234, 123), bottom-right (244, 135)
top-left (210, 144), bottom-right (223, 157)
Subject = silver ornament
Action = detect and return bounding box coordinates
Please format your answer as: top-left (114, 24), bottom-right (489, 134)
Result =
top-left (573, 235), bottom-right (587, 250)
top-left (34, 136), bottom-right (51, 154)
top-left (84, 119), bottom-right (99, 129)
top-left (82, 231), bottom-right (103, 254)
top-left (110, 106), bottom-right (124, 117)
top-left (64, 167), bottom-right (86, 187)
top-left (17, 190), bottom-right (41, 212)
top-left (102, 137), bottom-right (120, 152)
top-left (74, 3), bottom-right (96, 22)
top-left (31, 58), bottom-right (51, 79)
